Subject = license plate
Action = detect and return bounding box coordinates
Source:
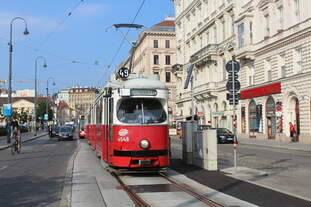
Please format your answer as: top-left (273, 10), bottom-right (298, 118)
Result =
top-left (139, 160), bottom-right (151, 165)
top-left (227, 138), bottom-right (233, 140)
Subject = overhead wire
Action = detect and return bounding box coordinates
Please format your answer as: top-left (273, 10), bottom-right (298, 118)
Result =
top-left (37, 0), bottom-right (86, 49)
top-left (97, 0), bottom-right (147, 86)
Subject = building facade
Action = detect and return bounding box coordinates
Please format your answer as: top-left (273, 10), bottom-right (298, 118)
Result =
top-left (68, 87), bottom-right (97, 117)
top-left (57, 88), bottom-right (70, 103)
top-left (173, 0), bottom-right (236, 130)
top-left (131, 18), bottom-right (177, 123)
top-left (235, 0), bottom-right (311, 144)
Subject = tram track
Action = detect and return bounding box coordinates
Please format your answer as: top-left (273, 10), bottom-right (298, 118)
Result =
top-left (159, 173), bottom-right (224, 207)
top-left (112, 172), bottom-right (152, 207)
top-left (111, 171), bottom-right (224, 207)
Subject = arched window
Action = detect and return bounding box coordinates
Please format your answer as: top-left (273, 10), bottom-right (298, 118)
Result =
top-left (249, 100), bottom-right (257, 133)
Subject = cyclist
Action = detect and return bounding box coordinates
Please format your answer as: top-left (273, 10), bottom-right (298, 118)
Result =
top-left (11, 119), bottom-right (20, 142)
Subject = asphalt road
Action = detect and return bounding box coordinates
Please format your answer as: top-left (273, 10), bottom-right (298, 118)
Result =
top-left (0, 134), bottom-right (77, 207)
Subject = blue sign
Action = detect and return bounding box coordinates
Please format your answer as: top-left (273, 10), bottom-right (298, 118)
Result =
top-left (44, 114), bottom-right (48, 120)
top-left (3, 104), bottom-right (12, 117)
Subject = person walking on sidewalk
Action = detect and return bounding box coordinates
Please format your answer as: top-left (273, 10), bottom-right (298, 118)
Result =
top-left (289, 122), bottom-right (296, 142)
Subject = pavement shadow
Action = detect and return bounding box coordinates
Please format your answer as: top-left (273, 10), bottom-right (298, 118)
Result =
top-left (169, 158), bottom-right (311, 207)
top-left (0, 175), bottom-right (65, 207)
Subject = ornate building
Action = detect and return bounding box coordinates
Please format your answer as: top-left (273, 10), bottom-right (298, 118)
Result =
top-left (172, 0), bottom-right (236, 130)
top-left (236, 0), bottom-right (311, 144)
top-left (69, 87), bottom-right (97, 118)
top-left (131, 18), bottom-right (177, 123)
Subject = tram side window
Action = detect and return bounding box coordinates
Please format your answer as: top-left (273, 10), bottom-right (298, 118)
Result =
top-left (117, 98), bottom-right (167, 124)
top-left (96, 99), bottom-right (103, 124)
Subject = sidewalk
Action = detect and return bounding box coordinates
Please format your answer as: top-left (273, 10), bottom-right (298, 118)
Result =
top-left (71, 141), bottom-right (134, 207)
top-left (0, 131), bottom-right (47, 150)
top-left (238, 137), bottom-right (311, 152)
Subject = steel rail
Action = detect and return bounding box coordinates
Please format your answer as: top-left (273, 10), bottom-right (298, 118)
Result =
top-left (112, 172), bottom-right (152, 207)
top-left (160, 173), bottom-right (224, 207)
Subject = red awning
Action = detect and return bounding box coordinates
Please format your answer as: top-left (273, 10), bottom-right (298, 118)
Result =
top-left (240, 82), bottom-right (281, 99)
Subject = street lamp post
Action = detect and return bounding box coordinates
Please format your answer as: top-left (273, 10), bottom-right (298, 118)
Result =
top-left (7, 17), bottom-right (29, 143)
top-left (46, 77), bottom-right (56, 128)
top-left (34, 56), bottom-right (47, 136)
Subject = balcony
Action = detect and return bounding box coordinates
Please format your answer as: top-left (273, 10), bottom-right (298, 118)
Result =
top-left (193, 82), bottom-right (218, 100)
top-left (190, 44), bottom-right (218, 65)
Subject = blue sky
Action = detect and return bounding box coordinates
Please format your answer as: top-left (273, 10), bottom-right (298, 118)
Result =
top-left (0, 0), bottom-right (175, 95)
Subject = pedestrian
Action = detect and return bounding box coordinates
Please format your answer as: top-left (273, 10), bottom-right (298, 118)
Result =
top-left (289, 122), bottom-right (295, 142)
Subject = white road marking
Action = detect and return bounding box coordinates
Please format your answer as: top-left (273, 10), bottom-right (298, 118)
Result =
top-left (0, 165), bottom-right (8, 172)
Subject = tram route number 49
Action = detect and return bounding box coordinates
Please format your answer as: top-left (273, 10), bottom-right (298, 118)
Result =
top-left (117, 67), bottom-right (129, 79)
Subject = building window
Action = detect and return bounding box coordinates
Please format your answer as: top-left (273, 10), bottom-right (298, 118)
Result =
top-left (279, 54), bottom-right (286, 78)
top-left (278, 6), bottom-right (284, 30)
top-left (248, 66), bottom-right (254, 86)
top-left (213, 25), bottom-right (217, 43)
top-left (154, 71), bottom-right (159, 75)
top-left (295, 48), bottom-right (303, 73)
top-left (265, 60), bottom-right (272, 81)
top-left (238, 23), bottom-right (244, 48)
top-left (222, 58), bottom-right (226, 81)
top-left (166, 72), bottom-right (171, 82)
top-left (165, 55), bottom-right (171, 65)
top-left (165, 40), bottom-right (170, 48)
top-left (153, 40), bottom-right (158, 48)
top-left (265, 15), bottom-right (270, 37)
top-left (249, 21), bottom-right (253, 44)
top-left (294, 0), bottom-right (300, 23)
top-left (222, 20), bottom-right (226, 40)
top-left (154, 55), bottom-right (159, 65)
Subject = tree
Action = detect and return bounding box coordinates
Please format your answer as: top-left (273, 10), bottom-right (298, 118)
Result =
top-left (36, 100), bottom-right (54, 121)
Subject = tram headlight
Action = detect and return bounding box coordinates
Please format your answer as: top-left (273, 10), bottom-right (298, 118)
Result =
top-left (140, 139), bottom-right (150, 149)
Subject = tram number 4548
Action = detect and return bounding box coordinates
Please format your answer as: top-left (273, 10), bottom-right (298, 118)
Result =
top-left (117, 137), bottom-right (130, 142)
top-left (118, 67), bottom-right (129, 79)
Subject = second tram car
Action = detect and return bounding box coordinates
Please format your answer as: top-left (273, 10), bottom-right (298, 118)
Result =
top-left (84, 74), bottom-right (169, 170)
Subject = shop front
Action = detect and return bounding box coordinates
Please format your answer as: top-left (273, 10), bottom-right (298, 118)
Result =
top-left (241, 82), bottom-right (281, 139)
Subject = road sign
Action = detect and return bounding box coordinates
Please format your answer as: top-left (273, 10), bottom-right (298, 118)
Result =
top-left (226, 80), bottom-right (241, 91)
top-left (226, 93), bottom-right (240, 100)
top-left (229, 99), bottom-right (239, 105)
top-left (228, 73), bottom-right (238, 80)
top-left (44, 114), bottom-right (48, 120)
top-left (117, 67), bottom-right (129, 79)
top-left (2, 104), bottom-right (12, 116)
top-left (226, 60), bottom-right (240, 73)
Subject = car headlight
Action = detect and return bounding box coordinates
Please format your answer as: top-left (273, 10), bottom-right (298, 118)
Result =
top-left (140, 139), bottom-right (150, 149)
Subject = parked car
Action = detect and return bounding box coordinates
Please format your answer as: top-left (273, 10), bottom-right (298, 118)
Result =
top-left (79, 127), bottom-right (85, 138)
top-left (58, 126), bottom-right (74, 141)
top-left (213, 128), bottom-right (235, 144)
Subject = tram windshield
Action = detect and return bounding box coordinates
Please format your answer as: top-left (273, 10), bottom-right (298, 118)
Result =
top-left (117, 98), bottom-right (167, 124)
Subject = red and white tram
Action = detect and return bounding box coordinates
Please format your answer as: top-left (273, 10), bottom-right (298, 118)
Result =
top-left (84, 74), bottom-right (169, 170)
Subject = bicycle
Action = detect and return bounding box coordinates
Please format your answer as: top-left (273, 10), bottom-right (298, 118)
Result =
top-left (11, 132), bottom-right (21, 155)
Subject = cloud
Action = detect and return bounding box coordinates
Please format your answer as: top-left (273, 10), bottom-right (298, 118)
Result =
top-left (0, 11), bottom-right (59, 35)
top-left (74, 3), bottom-right (108, 18)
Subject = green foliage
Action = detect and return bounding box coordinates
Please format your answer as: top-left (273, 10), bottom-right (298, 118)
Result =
top-left (36, 100), bottom-right (54, 121)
